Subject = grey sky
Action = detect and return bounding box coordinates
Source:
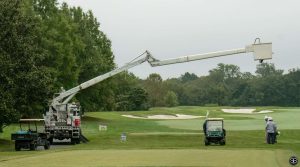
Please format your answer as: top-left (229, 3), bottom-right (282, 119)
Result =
top-left (62, 0), bottom-right (300, 79)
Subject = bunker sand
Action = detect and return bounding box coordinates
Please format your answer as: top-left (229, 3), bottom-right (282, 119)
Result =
top-left (222, 109), bottom-right (274, 114)
top-left (122, 114), bottom-right (204, 119)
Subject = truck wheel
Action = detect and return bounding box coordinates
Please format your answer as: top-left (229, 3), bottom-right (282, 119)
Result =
top-left (44, 141), bottom-right (50, 150)
top-left (30, 143), bottom-right (37, 151)
top-left (71, 138), bottom-right (76, 145)
top-left (15, 142), bottom-right (21, 151)
top-left (48, 137), bottom-right (53, 145)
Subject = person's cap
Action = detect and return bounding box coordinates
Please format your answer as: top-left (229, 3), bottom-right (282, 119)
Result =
top-left (268, 117), bottom-right (273, 121)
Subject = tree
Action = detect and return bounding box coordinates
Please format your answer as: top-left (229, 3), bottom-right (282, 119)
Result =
top-left (207, 63), bottom-right (242, 105)
top-left (250, 63), bottom-right (285, 106)
top-left (143, 73), bottom-right (166, 106)
top-left (114, 72), bottom-right (149, 111)
top-left (164, 78), bottom-right (184, 105)
top-left (0, 0), bottom-right (53, 132)
top-left (115, 88), bottom-right (149, 111)
top-left (147, 73), bottom-right (163, 83)
top-left (256, 63), bottom-right (283, 77)
top-left (128, 88), bottom-right (149, 110)
top-left (164, 91), bottom-right (179, 107)
top-left (180, 72), bottom-right (198, 83)
top-left (282, 69), bottom-right (300, 106)
top-left (31, 0), bottom-right (115, 111)
top-left (0, 92), bottom-right (18, 133)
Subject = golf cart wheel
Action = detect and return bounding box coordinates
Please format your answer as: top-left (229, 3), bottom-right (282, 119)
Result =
top-left (220, 139), bottom-right (226, 145)
top-left (44, 141), bottom-right (50, 150)
top-left (204, 139), bottom-right (210, 146)
top-left (15, 142), bottom-right (21, 151)
top-left (30, 143), bottom-right (37, 151)
top-left (75, 139), bottom-right (80, 144)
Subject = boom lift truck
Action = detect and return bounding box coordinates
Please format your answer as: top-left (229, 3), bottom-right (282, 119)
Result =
top-left (44, 38), bottom-right (272, 144)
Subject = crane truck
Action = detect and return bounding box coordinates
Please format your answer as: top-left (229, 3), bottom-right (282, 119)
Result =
top-left (44, 39), bottom-right (272, 144)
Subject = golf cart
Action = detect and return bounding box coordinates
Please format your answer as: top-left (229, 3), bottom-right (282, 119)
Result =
top-left (11, 119), bottom-right (51, 151)
top-left (203, 118), bottom-right (226, 146)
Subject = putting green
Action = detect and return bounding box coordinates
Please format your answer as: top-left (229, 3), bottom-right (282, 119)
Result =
top-left (0, 149), bottom-right (292, 167)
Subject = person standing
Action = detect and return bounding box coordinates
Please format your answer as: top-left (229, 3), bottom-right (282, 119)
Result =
top-left (264, 116), bottom-right (269, 143)
top-left (203, 120), bottom-right (207, 136)
top-left (266, 117), bottom-right (277, 144)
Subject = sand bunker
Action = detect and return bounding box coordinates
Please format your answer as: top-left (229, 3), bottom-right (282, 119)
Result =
top-left (222, 109), bottom-right (274, 114)
top-left (122, 114), bottom-right (203, 120)
top-left (257, 110), bottom-right (274, 114)
top-left (222, 109), bottom-right (255, 114)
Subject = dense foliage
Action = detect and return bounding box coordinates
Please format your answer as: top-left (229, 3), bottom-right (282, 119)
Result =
top-left (31, 0), bottom-right (116, 111)
top-left (0, 0), bottom-right (54, 132)
top-left (0, 0), bottom-right (148, 132)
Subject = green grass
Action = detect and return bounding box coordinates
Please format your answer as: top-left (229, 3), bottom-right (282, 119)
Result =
top-left (0, 149), bottom-right (292, 167)
top-left (1, 106), bottom-right (300, 167)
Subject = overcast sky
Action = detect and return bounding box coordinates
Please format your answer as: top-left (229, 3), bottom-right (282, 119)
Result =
top-left (62, 0), bottom-right (300, 79)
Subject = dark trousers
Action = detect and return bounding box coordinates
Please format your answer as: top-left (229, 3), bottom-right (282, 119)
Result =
top-left (267, 133), bottom-right (275, 144)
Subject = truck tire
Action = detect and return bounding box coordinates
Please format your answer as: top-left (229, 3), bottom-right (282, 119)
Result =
top-left (71, 138), bottom-right (80, 145)
top-left (48, 137), bottom-right (53, 145)
top-left (71, 138), bottom-right (76, 145)
top-left (30, 143), bottom-right (37, 151)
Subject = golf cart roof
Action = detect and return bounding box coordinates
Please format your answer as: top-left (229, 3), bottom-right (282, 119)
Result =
top-left (19, 119), bottom-right (45, 122)
top-left (206, 118), bottom-right (224, 121)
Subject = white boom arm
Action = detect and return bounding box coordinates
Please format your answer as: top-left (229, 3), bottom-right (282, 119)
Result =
top-left (51, 53), bottom-right (156, 106)
top-left (148, 42), bottom-right (272, 66)
top-left (51, 40), bottom-right (272, 108)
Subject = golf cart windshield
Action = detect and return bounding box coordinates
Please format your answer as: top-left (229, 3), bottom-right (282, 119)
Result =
top-left (207, 121), bottom-right (223, 131)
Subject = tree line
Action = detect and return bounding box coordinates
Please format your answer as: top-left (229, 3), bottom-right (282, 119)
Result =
top-left (144, 63), bottom-right (299, 107)
top-left (1, 0), bottom-right (299, 132)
